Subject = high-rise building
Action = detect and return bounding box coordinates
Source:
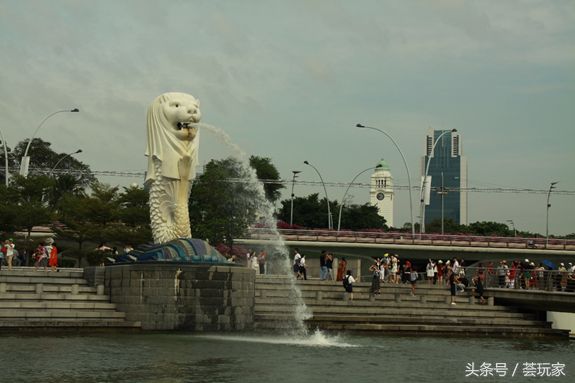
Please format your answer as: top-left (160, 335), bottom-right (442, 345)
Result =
top-left (370, 158), bottom-right (394, 227)
top-left (420, 128), bottom-right (467, 226)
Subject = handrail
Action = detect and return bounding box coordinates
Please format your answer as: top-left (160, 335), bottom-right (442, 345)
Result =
top-left (241, 228), bottom-right (575, 250)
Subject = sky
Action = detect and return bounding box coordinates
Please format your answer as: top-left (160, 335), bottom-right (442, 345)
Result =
top-left (0, 0), bottom-right (573, 235)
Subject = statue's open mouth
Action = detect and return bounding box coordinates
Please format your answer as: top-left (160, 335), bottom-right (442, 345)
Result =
top-left (177, 122), bottom-right (192, 130)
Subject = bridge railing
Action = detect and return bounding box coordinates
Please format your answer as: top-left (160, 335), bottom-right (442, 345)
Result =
top-left (449, 267), bottom-right (575, 292)
top-left (241, 228), bottom-right (575, 251)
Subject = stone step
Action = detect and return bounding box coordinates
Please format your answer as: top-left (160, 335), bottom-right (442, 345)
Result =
top-left (0, 276), bottom-right (88, 285)
top-left (312, 322), bottom-right (569, 337)
top-left (305, 315), bottom-right (550, 328)
top-left (0, 269), bottom-right (84, 278)
top-left (0, 319), bottom-right (141, 329)
top-left (0, 293), bottom-right (110, 301)
top-left (3, 285), bottom-right (96, 294)
top-left (0, 309), bottom-right (126, 319)
top-left (0, 301), bottom-right (118, 310)
top-left (253, 313), bottom-right (548, 328)
top-left (254, 304), bottom-right (534, 319)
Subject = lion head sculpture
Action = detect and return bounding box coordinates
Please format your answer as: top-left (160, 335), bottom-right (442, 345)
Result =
top-left (144, 92), bottom-right (201, 186)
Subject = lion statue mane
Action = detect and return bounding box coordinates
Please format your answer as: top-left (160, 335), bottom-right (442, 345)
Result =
top-left (144, 92), bottom-right (201, 244)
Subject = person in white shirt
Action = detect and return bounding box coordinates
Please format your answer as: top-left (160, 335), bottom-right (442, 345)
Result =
top-left (452, 258), bottom-right (460, 276)
top-left (344, 270), bottom-right (357, 301)
top-left (5, 238), bottom-right (15, 271)
top-left (293, 248), bottom-right (302, 279)
top-left (299, 254), bottom-right (309, 280)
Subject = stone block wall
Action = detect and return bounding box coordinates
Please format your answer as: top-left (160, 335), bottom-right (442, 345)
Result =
top-left (104, 263), bottom-right (255, 331)
top-left (84, 266), bottom-right (105, 287)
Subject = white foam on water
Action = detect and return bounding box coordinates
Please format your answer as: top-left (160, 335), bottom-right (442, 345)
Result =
top-left (194, 329), bottom-right (359, 349)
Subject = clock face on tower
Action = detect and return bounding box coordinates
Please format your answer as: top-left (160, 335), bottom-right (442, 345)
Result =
top-left (376, 192), bottom-right (385, 201)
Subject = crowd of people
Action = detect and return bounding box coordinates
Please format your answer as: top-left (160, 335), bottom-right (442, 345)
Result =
top-left (0, 239), bottom-right (59, 272)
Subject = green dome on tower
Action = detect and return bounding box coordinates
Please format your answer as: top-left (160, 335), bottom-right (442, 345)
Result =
top-left (376, 158), bottom-right (389, 170)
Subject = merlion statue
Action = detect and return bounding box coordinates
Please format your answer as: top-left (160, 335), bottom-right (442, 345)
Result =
top-left (144, 92), bottom-right (201, 244)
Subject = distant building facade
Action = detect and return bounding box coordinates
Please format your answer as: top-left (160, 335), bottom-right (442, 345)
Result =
top-left (370, 159), bottom-right (394, 227)
top-left (420, 128), bottom-right (468, 226)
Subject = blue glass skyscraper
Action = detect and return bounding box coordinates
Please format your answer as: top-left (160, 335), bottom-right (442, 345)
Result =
top-left (420, 128), bottom-right (468, 226)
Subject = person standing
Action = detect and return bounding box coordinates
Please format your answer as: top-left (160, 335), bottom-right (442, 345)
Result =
top-left (34, 243), bottom-right (48, 272)
top-left (390, 254), bottom-right (398, 284)
top-left (410, 266), bottom-right (418, 297)
top-left (258, 251), bottom-right (266, 275)
top-left (299, 254), bottom-right (309, 280)
top-left (336, 257), bottom-right (347, 281)
top-left (293, 248), bottom-right (302, 279)
top-left (426, 259), bottom-right (434, 285)
top-left (449, 273), bottom-right (458, 305)
top-left (437, 260), bottom-right (444, 285)
top-left (343, 270), bottom-right (356, 301)
top-left (369, 259), bottom-right (381, 295)
top-left (0, 240), bottom-right (5, 270)
top-left (319, 250), bottom-right (327, 281)
top-left (325, 253), bottom-right (334, 281)
top-left (471, 276), bottom-right (486, 305)
top-left (49, 242), bottom-right (59, 272)
top-left (5, 238), bottom-right (15, 271)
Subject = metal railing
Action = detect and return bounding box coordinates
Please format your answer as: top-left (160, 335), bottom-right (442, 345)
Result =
top-left (241, 228), bottom-right (575, 250)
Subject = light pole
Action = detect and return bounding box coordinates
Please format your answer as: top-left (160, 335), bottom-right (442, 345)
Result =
top-left (290, 170), bottom-right (301, 226)
top-left (437, 172), bottom-right (449, 235)
top-left (420, 129), bottom-right (456, 235)
top-left (506, 219), bottom-right (516, 237)
top-left (356, 124), bottom-right (414, 237)
top-left (304, 161), bottom-right (332, 230)
top-left (0, 129), bottom-right (8, 186)
top-left (20, 108), bottom-right (80, 176)
top-left (49, 149), bottom-right (82, 177)
top-left (337, 165), bottom-right (381, 232)
top-left (546, 181), bottom-right (560, 246)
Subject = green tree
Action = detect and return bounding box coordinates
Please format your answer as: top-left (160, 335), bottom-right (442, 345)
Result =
top-left (468, 221), bottom-right (512, 237)
top-left (341, 203), bottom-right (387, 231)
top-left (424, 218), bottom-right (470, 235)
top-left (249, 155), bottom-right (284, 203)
top-left (111, 186), bottom-right (152, 246)
top-left (189, 158), bottom-right (259, 248)
top-left (12, 138), bottom-right (97, 187)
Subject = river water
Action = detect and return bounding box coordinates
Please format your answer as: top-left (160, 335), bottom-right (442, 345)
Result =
top-left (2, 331), bottom-right (573, 382)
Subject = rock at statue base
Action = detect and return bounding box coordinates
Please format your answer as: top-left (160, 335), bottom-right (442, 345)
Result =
top-left (116, 238), bottom-right (228, 264)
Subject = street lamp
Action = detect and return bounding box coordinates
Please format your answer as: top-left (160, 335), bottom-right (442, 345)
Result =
top-left (356, 124), bottom-right (414, 237)
top-left (337, 164), bottom-right (381, 232)
top-left (304, 161), bottom-right (332, 230)
top-left (506, 219), bottom-right (516, 237)
top-left (20, 108), bottom-right (80, 176)
top-left (290, 170), bottom-right (301, 226)
top-left (50, 149), bottom-right (82, 177)
top-left (546, 181), bottom-right (560, 246)
top-left (0, 129), bottom-right (8, 186)
top-left (420, 129), bottom-right (456, 235)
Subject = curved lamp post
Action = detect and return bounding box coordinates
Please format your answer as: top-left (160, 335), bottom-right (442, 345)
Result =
top-left (49, 149), bottom-right (82, 177)
top-left (420, 129), bottom-right (456, 235)
top-left (290, 170), bottom-right (301, 226)
top-left (0, 129), bottom-right (8, 186)
top-left (356, 124), bottom-right (414, 236)
top-left (304, 160), bottom-right (332, 230)
top-left (20, 108), bottom-right (80, 176)
top-left (546, 181), bottom-right (560, 246)
top-left (337, 164), bottom-right (381, 232)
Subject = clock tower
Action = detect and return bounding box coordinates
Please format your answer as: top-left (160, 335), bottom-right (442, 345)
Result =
top-left (370, 158), bottom-right (394, 227)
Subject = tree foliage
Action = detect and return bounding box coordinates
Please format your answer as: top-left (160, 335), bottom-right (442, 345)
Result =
top-left (277, 193), bottom-right (387, 230)
top-left (249, 155), bottom-right (284, 202)
top-left (189, 157), bottom-right (260, 248)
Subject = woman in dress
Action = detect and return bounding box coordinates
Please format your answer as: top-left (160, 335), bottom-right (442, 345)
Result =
top-left (336, 257), bottom-right (347, 281)
top-left (49, 242), bottom-right (59, 272)
top-left (390, 255), bottom-right (398, 284)
top-left (437, 260), bottom-right (444, 286)
top-left (34, 243), bottom-right (48, 272)
top-left (369, 259), bottom-right (381, 295)
top-left (426, 259), bottom-right (435, 285)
